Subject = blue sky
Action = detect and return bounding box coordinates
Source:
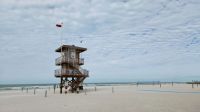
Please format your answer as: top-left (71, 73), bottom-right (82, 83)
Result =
top-left (0, 0), bottom-right (200, 84)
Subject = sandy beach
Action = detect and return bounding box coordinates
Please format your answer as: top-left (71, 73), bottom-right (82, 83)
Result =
top-left (0, 84), bottom-right (200, 112)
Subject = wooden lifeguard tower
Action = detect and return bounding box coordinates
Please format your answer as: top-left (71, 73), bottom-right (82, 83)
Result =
top-left (54, 45), bottom-right (89, 93)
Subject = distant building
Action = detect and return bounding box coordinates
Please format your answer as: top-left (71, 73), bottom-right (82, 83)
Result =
top-left (55, 45), bottom-right (89, 93)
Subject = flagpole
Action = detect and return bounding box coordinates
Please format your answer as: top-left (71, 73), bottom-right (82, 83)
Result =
top-left (60, 25), bottom-right (62, 81)
top-left (60, 23), bottom-right (63, 78)
top-left (56, 22), bottom-right (64, 83)
top-left (56, 22), bottom-right (63, 46)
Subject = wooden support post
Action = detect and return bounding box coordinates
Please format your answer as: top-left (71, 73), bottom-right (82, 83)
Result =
top-left (60, 77), bottom-right (63, 94)
top-left (45, 90), bottom-right (47, 97)
top-left (77, 88), bottom-right (79, 94)
top-left (160, 83), bottom-right (161, 88)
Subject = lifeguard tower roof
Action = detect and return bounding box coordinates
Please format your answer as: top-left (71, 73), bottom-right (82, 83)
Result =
top-left (55, 45), bottom-right (87, 52)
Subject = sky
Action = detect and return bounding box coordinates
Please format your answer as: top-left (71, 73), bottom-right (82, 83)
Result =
top-left (0, 0), bottom-right (200, 84)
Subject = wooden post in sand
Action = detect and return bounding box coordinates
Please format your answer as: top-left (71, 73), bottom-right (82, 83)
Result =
top-left (172, 82), bottom-right (173, 87)
top-left (26, 88), bottom-right (28, 93)
top-left (112, 87), bottom-right (114, 93)
top-left (34, 88), bottom-right (36, 95)
top-left (160, 83), bottom-right (161, 88)
top-left (53, 84), bottom-right (56, 94)
top-left (21, 87), bottom-right (24, 92)
top-left (94, 86), bottom-right (97, 91)
top-left (84, 89), bottom-right (87, 95)
top-left (45, 90), bottom-right (47, 97)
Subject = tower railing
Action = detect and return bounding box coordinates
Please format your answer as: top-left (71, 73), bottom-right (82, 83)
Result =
top-left (55, 56), bottom-right (84, 65)
top-left (79, 67), bottom-right (89, 77)
top-left (79, 58), bottom-right (84, 65)
top-left (54, 68), bottom-right (89, 77)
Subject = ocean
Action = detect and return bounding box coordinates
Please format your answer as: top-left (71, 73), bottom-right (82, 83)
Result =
top-left (0, 82), bottom-right (185, 91)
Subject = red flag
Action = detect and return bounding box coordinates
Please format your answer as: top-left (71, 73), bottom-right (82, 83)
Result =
top-left (56, 22), bottom-right (63, 27)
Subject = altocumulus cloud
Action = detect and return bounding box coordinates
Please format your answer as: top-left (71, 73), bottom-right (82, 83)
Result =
top-left (0, 0), bottom-right (200, 83)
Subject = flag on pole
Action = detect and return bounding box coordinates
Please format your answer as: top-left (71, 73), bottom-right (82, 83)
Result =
top-left (56, 22), bottom-right (63, 27)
